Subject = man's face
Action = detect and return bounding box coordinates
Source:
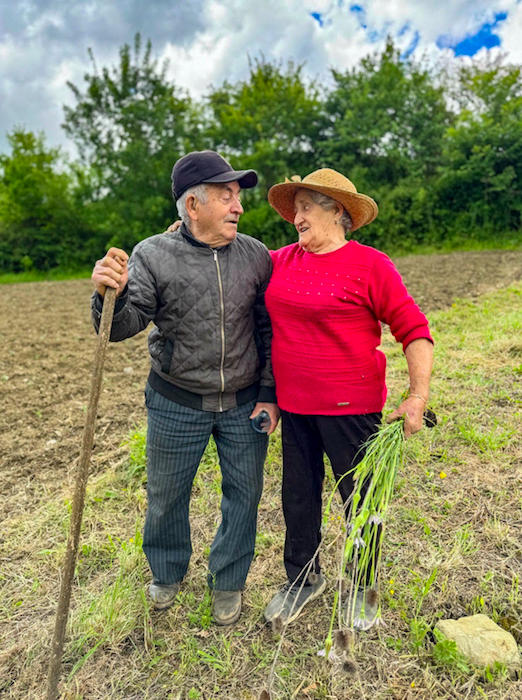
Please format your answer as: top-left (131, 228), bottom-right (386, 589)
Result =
top-left (194, 182), bottom-right (244, 246)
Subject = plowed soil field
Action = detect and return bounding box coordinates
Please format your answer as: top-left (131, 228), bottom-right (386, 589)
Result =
top-left (2, 248), bottom-right (522, 700)
top-left (1, 249), bottom-right (521, 523)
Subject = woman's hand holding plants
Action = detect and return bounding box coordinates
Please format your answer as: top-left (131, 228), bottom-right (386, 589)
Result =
top-left (386, 395), bottom-right (426, 439)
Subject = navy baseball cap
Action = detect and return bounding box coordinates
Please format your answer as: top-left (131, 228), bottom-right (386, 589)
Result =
top-left (171, 150), bottom-right (258, 200)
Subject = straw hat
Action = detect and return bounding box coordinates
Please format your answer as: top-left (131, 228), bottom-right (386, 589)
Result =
top-left (268, 168), bottom-right (378, 232)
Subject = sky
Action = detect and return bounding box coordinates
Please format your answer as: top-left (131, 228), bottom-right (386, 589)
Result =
top-left (1, 0), bottom-right (521, 154)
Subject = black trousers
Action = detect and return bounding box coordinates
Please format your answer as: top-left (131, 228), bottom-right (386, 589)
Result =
top-left (281, 410), bottom-right (382, 585)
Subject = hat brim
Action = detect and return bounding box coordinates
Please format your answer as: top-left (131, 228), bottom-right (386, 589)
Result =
top-left (203, 169), bottom-right (258, 190)
top-left (268, 181), bottom-right (378, 232)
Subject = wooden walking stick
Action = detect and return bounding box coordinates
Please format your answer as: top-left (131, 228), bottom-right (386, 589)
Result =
top-left (46, 286), bottom-right (117, 700)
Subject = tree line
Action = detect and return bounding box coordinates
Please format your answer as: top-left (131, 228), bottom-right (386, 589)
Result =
top-left (1, 34), bottom-right (521, 272)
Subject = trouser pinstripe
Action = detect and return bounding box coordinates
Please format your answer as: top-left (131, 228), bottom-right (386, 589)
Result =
top-left (143, 384), bottom-right (268, 591)
top-left (281, 411), bottom-right (382, 585)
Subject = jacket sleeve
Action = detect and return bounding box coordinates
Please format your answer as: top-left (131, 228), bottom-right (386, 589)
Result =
top-left (254, 246), bottom-right (277, 403)
top-left (91, 244), bottom-right (158, 342)
top-left (368, 252), bottom-right (433, 351)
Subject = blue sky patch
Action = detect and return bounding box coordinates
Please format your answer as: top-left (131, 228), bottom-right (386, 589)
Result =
top-left (310, 11), bottom-right (324, 27)
top-left (437, 12), bottom-right (508, 56)
top-left (349, 4), bottom-right (367, 28)
top-left (348, 3), bottom-right (389, 41)
top-left (402, 30), bottom-right (420, 58)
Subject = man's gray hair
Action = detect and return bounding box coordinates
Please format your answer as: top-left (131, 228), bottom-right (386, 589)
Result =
top-left (176, 184), bottom-right (209, 225)
top-left (303, 189), bottom-right (353, 233)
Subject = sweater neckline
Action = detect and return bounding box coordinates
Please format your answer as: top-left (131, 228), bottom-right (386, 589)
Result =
top-left (301, 240), bottom-right (353, 259)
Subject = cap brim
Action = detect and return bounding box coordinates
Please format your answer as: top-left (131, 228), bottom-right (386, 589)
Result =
top-left (203, 169), bottom-right (258, 189)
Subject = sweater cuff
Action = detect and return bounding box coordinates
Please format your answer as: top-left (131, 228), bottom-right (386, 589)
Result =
top-left (402, 328), bottom-right (434, 352)
top-left (258, 385), bottom-right (277, 403)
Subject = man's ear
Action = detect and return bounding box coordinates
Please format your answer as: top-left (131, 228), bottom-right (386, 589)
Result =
top-left (187, 194), bottom-right (198, 221)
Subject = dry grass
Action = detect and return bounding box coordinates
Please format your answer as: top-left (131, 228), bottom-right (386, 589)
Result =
top-left (1, 285), bottom-right (522, 699)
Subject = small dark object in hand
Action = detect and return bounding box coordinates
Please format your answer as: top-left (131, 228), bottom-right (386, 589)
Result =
top-left (423, 408), bottom-right (437, 428)
top-left (252, 410), bottom-right (271, 433)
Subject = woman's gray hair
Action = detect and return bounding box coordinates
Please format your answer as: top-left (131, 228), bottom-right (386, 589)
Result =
top-left (176, 184), bottom-right (209, 224)
top-left (301, 189), bottom-right (353, 232)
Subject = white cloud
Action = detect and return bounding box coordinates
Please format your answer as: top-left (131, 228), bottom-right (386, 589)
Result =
top-left (160, 0), bottom-right (366, 97)
top-left (496, 2), bottom-right (522, 64)
top-left (0, 0), bottom-right (521, 154)
top-left (0, 0), bottom-right (208, 152)
top-left (160, 0), bottom-right (522, 99)
top-left (161, 0), bottom-right (321, 96)
top-left (364, 0), bottom-right (505, 42)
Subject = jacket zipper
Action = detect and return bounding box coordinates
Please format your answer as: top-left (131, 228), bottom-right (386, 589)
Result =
top-left (213, 249), bottom-right (226, 412)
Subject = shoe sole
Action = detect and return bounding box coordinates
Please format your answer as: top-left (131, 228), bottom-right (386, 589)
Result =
top-left (276, 577), bottom-right (327, 626)
top-left (213, 607), bottom-right (241, 626)
top-left (152, 599), bottom-right (177, 611)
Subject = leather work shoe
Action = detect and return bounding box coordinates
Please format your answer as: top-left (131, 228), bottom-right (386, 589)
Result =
top-left (264, 574), bottom-right (326, 626)
top-left (149, 581), bottom-right (181, 611)
top-left (212, 590), bottom-right (242, 625)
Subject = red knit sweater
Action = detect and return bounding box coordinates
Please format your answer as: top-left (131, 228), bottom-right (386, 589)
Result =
top-left (265, 241), bottom-right (433, 415)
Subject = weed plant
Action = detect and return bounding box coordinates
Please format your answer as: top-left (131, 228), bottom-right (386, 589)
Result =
top-left (2, 283), bottom-right (522, 699)
top-left (324, 420), bottom-right (405, 651)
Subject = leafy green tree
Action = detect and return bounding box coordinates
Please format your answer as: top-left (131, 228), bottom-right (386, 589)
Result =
top-left (322, 39), bottom-right (451, 200)
top-left (0, 129), bottom-right (87, 271)
top-left (206, 57), bottom-right (326, 245)
top-left (305, 41), bottom-right (453, 250)
top-left (436, 58), bottom-right (522, 237)
top-left (63, 33), bottom-right (198, 250)
top-left (3, 38), bottom-right (522, 272)
top-left (207, 57), bottom-right (326, 192)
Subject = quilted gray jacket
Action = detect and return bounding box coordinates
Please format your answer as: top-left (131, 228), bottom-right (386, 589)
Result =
top-left (92, 223), bottom-right (275, 410)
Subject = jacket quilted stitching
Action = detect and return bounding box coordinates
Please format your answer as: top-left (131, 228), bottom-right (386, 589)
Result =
top-left (92, 223), bottom-right (275, 399)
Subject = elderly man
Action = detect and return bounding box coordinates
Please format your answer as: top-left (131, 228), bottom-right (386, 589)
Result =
top-left (91, 151), bottom-right (279, 625)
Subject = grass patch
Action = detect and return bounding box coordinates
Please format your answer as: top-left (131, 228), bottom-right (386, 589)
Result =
top-left (386, 236), bottom-right (522, 258)
top-left (2, 284), bottom-right (522, 699)
top-left (0, 267), bottom-right (92, 284)
top-left (1, 240), bottom-right (521, 284)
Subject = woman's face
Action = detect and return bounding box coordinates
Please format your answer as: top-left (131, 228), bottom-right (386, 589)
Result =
top-left (293, 191), bottom-right (339, 252)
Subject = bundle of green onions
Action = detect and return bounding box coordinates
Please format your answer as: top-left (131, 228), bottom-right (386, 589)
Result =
top-left (324, 418), bottom-right (405, 653)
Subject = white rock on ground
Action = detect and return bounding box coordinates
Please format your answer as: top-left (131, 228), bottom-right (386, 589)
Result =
top-left (435, 614), bottom-right (521, 669)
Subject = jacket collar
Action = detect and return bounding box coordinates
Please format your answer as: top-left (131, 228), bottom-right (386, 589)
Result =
top-left (180, 221), bottom-right (209, 248)
top-left (180, 222), bottom-right (234, 250)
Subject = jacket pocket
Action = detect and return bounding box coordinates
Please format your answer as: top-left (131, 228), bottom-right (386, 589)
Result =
top-left (160, 338), bottom-right (175, 374)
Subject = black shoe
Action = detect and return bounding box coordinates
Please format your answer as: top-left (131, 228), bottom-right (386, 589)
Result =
top-left (264, 575), bottom-right (326, 625)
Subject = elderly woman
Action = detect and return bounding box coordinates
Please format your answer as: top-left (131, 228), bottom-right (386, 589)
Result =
top-left (263, 168), bottom-right (434, 629)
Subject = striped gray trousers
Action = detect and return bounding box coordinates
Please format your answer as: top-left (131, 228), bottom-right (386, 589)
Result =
top-left (143, 384), bottom-right (268, 591)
